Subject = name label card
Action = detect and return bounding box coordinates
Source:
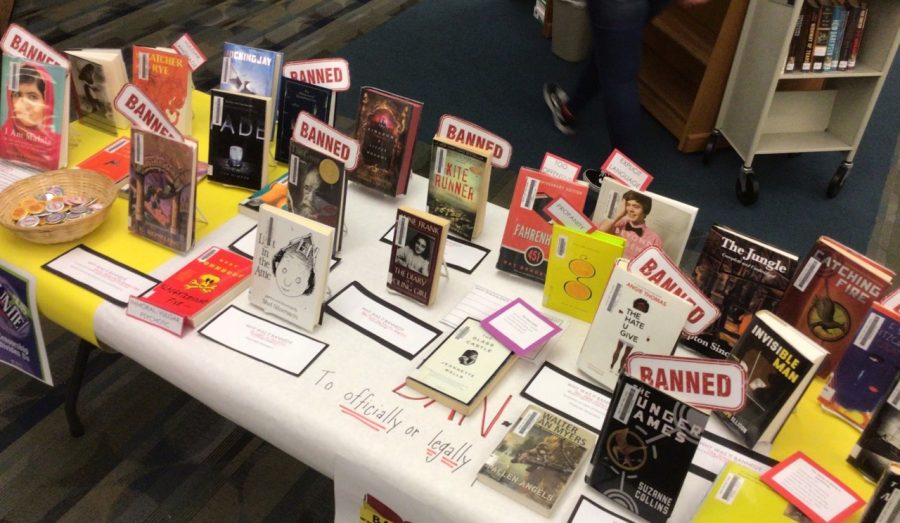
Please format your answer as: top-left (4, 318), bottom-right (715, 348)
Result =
top-left (625, 354), bottom-right (747, 411)
top-left (114, 83), bottom-right (184, 141)
top-left (540, 152), bottom-right (580, 182)
top-left (171, 33), bottom-right (207, 71)
top-left (521, 363), bottom-right (611, 433)
top-left (601, 148), bottom-right (653, 190)
top-left (480, 298), bottom-right (560, 356)
top-left (1, 24), bottom-right (69, 67)
top-left (126, 296), bottom-right (186, 336)
top-left (761, 452), bottom-right (864, 523)
top-left (293, 111), bottom-right (360, 170)
top-left (437, 115), bottom-right (511, 168)
top-left (282, 58), bottom-right (351, 91)
top-left (42, 245), bottom-right (159, 307)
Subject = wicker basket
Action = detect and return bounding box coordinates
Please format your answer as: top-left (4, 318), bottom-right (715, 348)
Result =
top-left (0, 168), bottom-right (118, 244)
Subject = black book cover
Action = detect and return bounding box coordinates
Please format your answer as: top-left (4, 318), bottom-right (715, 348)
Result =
top-left (848, 374), bottom-right (900, 483)
top-left (587, 374), bottom-right (708, 523)
top-left (287, 140), bottom-right (346, 253)
top-left (208, 89), bottom-right (270, 190)
top-left (275, 78), bottom-right (334, 164)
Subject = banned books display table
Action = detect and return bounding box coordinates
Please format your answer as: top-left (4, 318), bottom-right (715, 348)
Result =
top-left (0, 93), bottom-right (877, 522)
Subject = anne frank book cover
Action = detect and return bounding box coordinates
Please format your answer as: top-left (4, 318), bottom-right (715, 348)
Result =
top-left (587, 374), bottom-right (708, 523)
top-left (208, 88), bottom-right (271, 190)
top-left (387, 206), bottom-right (448, 306)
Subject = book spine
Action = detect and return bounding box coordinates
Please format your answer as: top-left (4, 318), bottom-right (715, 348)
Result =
top-left (785, 9), bottom-right (807, 72)
top-left (396, 104), bottom-right (422, 196)
top-left (824, 5), bottom-right (844, 72)
top-left (802, 4), bottom-right (820, 72)
top-left (836, 5), bottom-right (859, 71)
top-left (812, 6), bottom-right (833, 72)
top-left (848, 2), bottom-right (868, 69)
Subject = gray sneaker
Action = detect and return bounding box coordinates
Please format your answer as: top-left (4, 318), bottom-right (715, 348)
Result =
top-left (543, 83), bottom-right (575, 136)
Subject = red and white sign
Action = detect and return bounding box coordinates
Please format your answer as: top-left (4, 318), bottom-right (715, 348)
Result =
top-left (171, 33), bottom-right (207, 71)
top-left (881, 287), bottom-right (900, 313)
top-left (114, 84), bottom-right (184, 142)
top-left (293, 111), bottom-right (360, 170)
top-left (437, 115), bottom-right (511, 169)
top-left (601, 148), bottom-right (653, 191)
top-left (282, 58), bottom-right (351, 91)
top-left (540, 152), bottom-right (581, 182)
top-left (1, 24), bottom-right (69, 68)
top-left (625, 354), bottom-right (746, 412)
top-left (544, 196), bottom-right (596, 233)
top-left (628, 246), bottom-right (719, 336)
top-left (761, 452), bottom-right (864, 523)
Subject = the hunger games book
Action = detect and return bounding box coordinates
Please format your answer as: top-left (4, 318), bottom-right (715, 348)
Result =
top-left (132, 46), bottom-right (192, 136)
top-left (351, 86), bottom-right (422, 196)
top-left (287, 140), bottom-right (347, 254)
top-left (476, 404), bottom-right (597, 516)
top-left (275, 77), bottom-right (335, 164)
top-left (387, 206), bottom-right (449, 307)
top-left (208, 88), bottom-right (272, 190)
top-left (775, 236), bottom-right (894, 377)
top-left (682, 224), bottom-right (799, 360)
top-left (587, 374), bottom-right (708, 523)
top-left (426, 135), bottom-right (492, 241)
top-left (219, 42), bottom-right (282, 100)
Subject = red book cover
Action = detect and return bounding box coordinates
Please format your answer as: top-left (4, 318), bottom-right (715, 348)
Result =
top-left (77, 136), bottom-right (131, 186)
top-left (131, 46), bottom-right (192, 136)
top-left (138, 246), bottom-right (252, 329)
top-left (496, 167), bottom-right (588, 283)
top-left (776, 236), bottom-right (894, 377)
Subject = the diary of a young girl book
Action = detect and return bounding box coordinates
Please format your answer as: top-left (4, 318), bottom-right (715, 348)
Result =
top-left (426, 135), bottom-right (491, 241)
top-left (287, 140), bottom-right (347, 254)
top-left (132, 46), bottom-right (192, 136)
top-left (207, 88), bottom-right (272, 190)
top-left (387, 206), bottom-right (449, 307)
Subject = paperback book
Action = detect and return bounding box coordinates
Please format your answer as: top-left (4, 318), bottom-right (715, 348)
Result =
top-left (692, 462), bottom-right (803, 523)
top-left (207, 88), bottom-right (272, 190)
top-left (847, 374), bottom-right (900, 483)
top-left (476, 404), bottom-right (597, 516)
top-left (387, 206), bottom-right (449, 306)
top-left (274, 77), bottom-right (335, 164)
top-left (132, 46), bottom-right (192, 136)
top-left (426, 135), bottom-right (492, 241)
top-left (287, 139), bottom-right (347, 253)
top-left (76, 135), bottom-right (131, 187)
top-left (219, 42), bottom-right (283, 100)
top-left (859, 462), bottom-right (900, 523)
top-left (65, 48), bottom-right (129, 132)
top-left (238, 172), bottom-right (289, 218)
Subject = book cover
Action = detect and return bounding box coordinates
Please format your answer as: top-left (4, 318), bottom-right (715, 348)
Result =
top-left (587, 374), bottom-right (709, 523)
top-left (138, 246), bottom-right (252, 327)
top-left (207, 88), bottom-right (271, 190)
top-left (274, 77), bottom-right (335, 164)
top-left (836, 2), bottom-right (861, 71)
top-left (542, 224), bottom-right (625, 323)
top-left (287, 140), bottom-right (347, 253)
top-left (802, 0), bottom-right (821, 72)
top-left (848, 2), bottom-right (869, 69)
top-left (715, 310), bottom-right (827, 448)
top-left (692, 462), bottom-right (806, 523)
top-left (387, 206), bottom-right (449, 306)
top-left (132, 46), bottom-right (192, 136)
top-left (785, 5), bottom-right (807, 72)
top-left (426, 135), bottom-right (492, 241)
top-left (811, 4), bottom-right (833, 71)
top-left (682, 224), bottom-right (799, 360)
top-left (350, 86), bottom-right (422, 196)
top-left (818, 303), bottom-right (900, 430)
top-left (76, 136), bottom-right (131, 186)
top-left (775, 236), bottom-right (894, 377)
top-left (476, 404), bottom-right (597, 516)
top-left (0, 55), bottom-right (69, 170)
top-left (66, 48), bottom-right (128, 132)
top-left (592, 177), bottom-right (697, 264)
top-left (847, 374), bottom-right (900, 483)
top-left (238, 172), bottom-right (289, 218)
top-left (859, 462), bottom-right (900, 523)
top-left (249, 204), bottom-right (334, 332)
top-left (405, 317), bottom-right (516, 416)
top-left (219, 42), bottom-right (283, 99)
top-left (577, 264), bottom-right (692, 391)
top-left (127, 129), bottom-right (197, 253)
top-left (823, 3), bottom-right (845, 72)
top-left (497, 168), bottom-right (589, 283)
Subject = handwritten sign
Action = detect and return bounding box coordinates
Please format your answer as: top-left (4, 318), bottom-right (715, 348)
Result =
top-left (601, 148), bottom-right (653, 190)
top-left (543, 196), bottom-right (596, 233)
top-left (293, 111), bottom-right (360, 170)
top-left (0, 24), bottom-right (69, 67)
top-left (282, 58), bottom-right (351, 91)
top-left (171, 33), bottom-right (207, 71)
top-left (540, 152), bottom-right (581, 182)
top-left (625, 354), bottom-right (746, 411)
top-left (114, 83), bottom-right (184, 141)
top-left (436, 115), bottom-right (511, 169)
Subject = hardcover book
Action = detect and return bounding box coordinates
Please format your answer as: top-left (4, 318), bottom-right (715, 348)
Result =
top-left (76, 136), bottom-right (131, 187)
top-left (542, 224), bottom-right (625, 323)
top-left (132, 46), bottom-right (192, 136)
top-left (818, 303), bottom-right (900, 430)
top-left (682, 224), bottom-right (799, 360)
top-left (249, 204), bottom-right (334, 332)
top-left (847, 374), bottom-right (900, 483)
top-left (692, 462), bottom-right (801, 523)
top-left (578, 264), bottom-right (692, 391)
top-left (715, 310), bottom-right (827, 449)
top-left (426, 135), bottom-right (492, 241)
top-left (591, 177), bottom-right (697, 264)
top-left (238, 172), bottom-right (289, 218)
top-left (587, 374), bottom-right (709, 523)
top-left (219, 42), bottom-right (283, 99)
top-left (0, 55), bottom-right (70, 170)
top-left (387, 206), bottom-right (450, 306)
top-left (775, 236), bottom-right (894, 377)
top-left (287, 140), bottom-right (347, 253)
top-left (274, 77), bottom-right (335, 164)
top-left (136, 246), bottom-right (252, 329)
top-left (127, 129), bottom-right (198, 253)
top-left (350, 86), bottom-right (423, 196)
top-left (207, 88), bottom-right (272, 190)
top-left (497, 167), bottom-right (589, 283)
top-left (405, 317), bottom-right (516, 416)
top-left (65, 48), bottom-right (129, 132)
top-left (476, 404), bottom-right (597, 516)
top-left (811, 3), bottom-right (833, 71)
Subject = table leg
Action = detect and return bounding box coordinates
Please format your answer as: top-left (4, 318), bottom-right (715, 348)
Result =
top-left (65, 340), bottom-right (94, 438)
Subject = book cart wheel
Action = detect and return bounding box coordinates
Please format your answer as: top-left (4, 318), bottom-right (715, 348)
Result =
top-left (703, 129), bottom-right (721, 166)
top-left (826, 161), bottom-right (852, 199)
top-left (736, 166), bottom-right (758, 206)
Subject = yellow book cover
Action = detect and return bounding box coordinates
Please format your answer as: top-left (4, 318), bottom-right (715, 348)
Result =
top-left (542, 224), bottom-right (624, 322)
top-left (693, 463), bottom-right (806, 522)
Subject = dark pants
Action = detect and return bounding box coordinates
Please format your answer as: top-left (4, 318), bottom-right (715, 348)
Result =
top-left (568, 0), bottom-right (672, 159)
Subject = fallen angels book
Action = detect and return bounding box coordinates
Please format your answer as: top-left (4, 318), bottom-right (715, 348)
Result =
top-left (426, 134), bottom-right (492, 241)
top-left (577, 263), bottom-right (692, 391)
top-left (249, 203), bottom-right (334, 332)
top-left (715, 310), bottom-right (827, 449)
top-left (351, 86), bottom-right (422, 196)
top-left (274, 77), bottom-right (335, 164)
top-left (847, 373), bottom-right (900, 483)
top-left (476, 403), bottom-right (597, 516)
top-left (775, 236), bottom-right (894, 377)
top-left (682, 224), bottom-right (799, 360)
top-left (287, 139), bottom-right (347, 253)
top-left (859, 462), bottom-right (900, 523)
top-left (219, 42), bottom-right (283, 100)
top-left (65, 48), bottom-right (129, 132)
top-left (587, 373), bottom-right (709, 523)
top-left (692, 462), bottom-right (804, 523)
top-left (497, 167), bottom-right (589, 283)
top-left (238, 172), bottom-right (288, 218)
top-left (818, 302), bottom-right (900, 430)
top-left (76, 135), bottom-right (131, 187)
top-left (127, 129), bottom-right (198, 253)
top-left (132, 46), bottom-right (192, 136)
top-left (387, 206), bottom-right (449, 306)
top-left (207, 88), bottom-right (272, 190)
top-left (0, 55), bottom-right (70, 170)
top-left (405, 317), bottom-right (516, 416)
top-left (542, 224), bottom-right (625, 323)
top-left (134, 246), bottom-right (252, 330)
